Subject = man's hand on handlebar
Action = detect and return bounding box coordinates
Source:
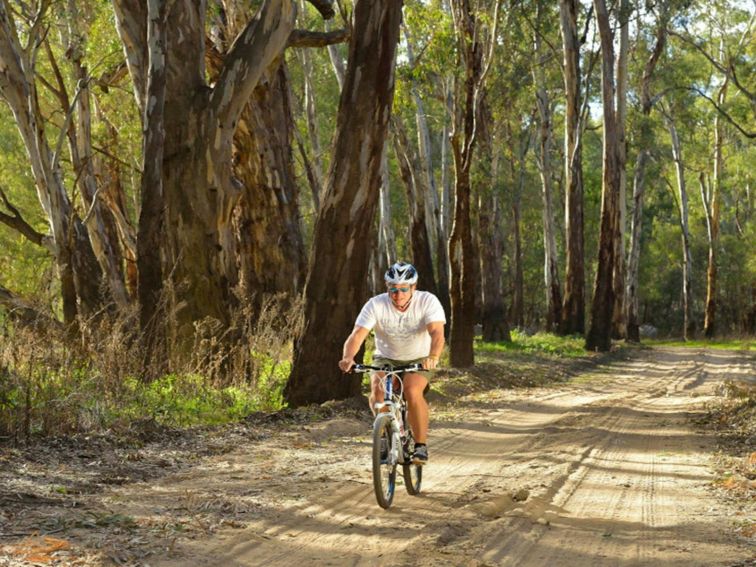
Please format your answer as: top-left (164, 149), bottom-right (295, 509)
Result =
top-left (339, 357), bottom-right (355, 373)
top-left (422, 355), bottom-right (439, 370)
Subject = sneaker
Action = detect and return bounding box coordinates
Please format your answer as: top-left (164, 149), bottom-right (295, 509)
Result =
top-left (411, 444), bottom-right (428, 465)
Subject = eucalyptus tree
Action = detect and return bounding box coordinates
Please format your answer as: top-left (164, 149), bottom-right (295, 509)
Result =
top-left (531, 0), bottom-right (563, 333)
top-left (113, 0), bottom-right (336, 359)
top-left (0, 0), bottom-right (107, 326)
top-left (391, 114), bottom-right (438, 297)
top-left (447, 0), bottom-right (501, 366)
top-left (626, 3), bottom-right (669, 343)
top-left (586, 0), bottom-right (622, 351)
top-left (400, 0), bottom-right (454, 320)
top-left (285, 0), bottom-right (403, 406)
top-left (476, 103), bottom-right (511, 342)
top-left (558, 0), bottom-right (588, 335)
top-left (610, 0), bottom-right (631, 339)
top-left (662, 102), bottom-right (694, 339)
top-left (673, 2), bottom-right (755, 337)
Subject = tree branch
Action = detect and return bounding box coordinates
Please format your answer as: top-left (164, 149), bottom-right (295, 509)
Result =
top-left (210, 0), bottom-right (296, 131)
top-left (689, 86), bottom-right (756, 139)
top-left (305, 0), bottom-right (335, 19)
top-left (0, 185), bottom-right (47, 248)
top-left (288, 28), bottom-right (348, 48)
top-left (669, 27), bottom-right (756, 105)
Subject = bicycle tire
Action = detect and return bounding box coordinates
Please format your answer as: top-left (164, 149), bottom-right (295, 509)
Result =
top-left (372, 413), bottom-right (396, 509)
top-left (402, 430), bottom-right (422, 495)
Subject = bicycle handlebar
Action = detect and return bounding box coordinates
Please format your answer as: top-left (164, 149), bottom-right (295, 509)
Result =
top-left (352, 363), bottom-right (426, 373)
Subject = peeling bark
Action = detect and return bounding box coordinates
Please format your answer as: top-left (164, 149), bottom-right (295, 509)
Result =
top-left (559, 0), bottom-right (585, 336)
top-left (586, 0), bottom-right (621, 352)
top-left (286, 0), bottom-right (402, 406)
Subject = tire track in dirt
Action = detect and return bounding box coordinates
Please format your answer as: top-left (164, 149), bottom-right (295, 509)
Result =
top-left (137, 348), bottom-right (752, 566)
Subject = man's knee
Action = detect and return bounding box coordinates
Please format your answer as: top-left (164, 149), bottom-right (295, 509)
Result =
top-left (404, 386), bottom-right (427, 404)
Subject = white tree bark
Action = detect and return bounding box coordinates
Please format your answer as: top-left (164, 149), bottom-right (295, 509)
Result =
top-left (532, 1), bottom-right (562, 331)
top-left (665, 111), bottom-right (694, 339)
top-left (379, 144), bottom-right (397, 265)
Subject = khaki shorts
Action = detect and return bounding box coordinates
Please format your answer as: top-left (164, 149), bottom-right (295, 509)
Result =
top-left (371, 357), bottom-right (426, 369)
top-left (371, 357), bottom-right (430, 395)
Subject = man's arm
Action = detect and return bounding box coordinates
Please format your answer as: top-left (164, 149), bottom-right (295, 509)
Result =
top-left (423, 321), bottom-right (445, 370)
top-left (338, 325), bottom-right (371, 372)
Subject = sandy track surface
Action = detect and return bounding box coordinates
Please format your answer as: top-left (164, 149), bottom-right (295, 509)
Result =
top-left (5, 347), bottom-right (750, 566)
top-left (89, 347), bottom-right (751, 567)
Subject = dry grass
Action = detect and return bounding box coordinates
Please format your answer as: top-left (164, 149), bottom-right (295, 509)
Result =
top-left (0, 294), bottom-right (303, 442)
top-left (704, 380), bottom-right (756, 506)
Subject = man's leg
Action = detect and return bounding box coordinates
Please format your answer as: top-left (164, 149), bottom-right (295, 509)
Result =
top-left (369, 372), bottom-right (388, 416)
top-left (403, 372), bottom-right (429, 443)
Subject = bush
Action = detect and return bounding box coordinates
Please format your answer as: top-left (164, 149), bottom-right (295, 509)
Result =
top-left (0, 295), bottom-right (301, 442)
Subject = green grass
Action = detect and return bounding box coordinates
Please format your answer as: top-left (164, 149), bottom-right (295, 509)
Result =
top-left (647, 338), bottom-right (755, 351)
top-left (0, 354), bottom-right (291, 437)
top-left (476, 330), bottom-right (587, 358)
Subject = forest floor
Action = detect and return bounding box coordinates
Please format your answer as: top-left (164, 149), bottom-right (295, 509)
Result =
top-left (0, 346), bottom-right (754, 566)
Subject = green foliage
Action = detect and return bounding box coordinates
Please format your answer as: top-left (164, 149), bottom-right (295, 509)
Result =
top-left (477, 331), bottom-right (586, 358)
top-left (119, 374), bottom-right (269, 427)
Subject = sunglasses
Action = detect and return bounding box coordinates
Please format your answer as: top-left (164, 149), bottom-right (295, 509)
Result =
top-left (388, 287), bottom-right (410, 294)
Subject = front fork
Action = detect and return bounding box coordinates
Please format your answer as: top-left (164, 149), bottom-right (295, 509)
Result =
top-left (372, 408), bottom-right (404, 465)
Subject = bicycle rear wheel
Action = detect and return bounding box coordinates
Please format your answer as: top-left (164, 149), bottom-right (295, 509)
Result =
top-left (372, 413), bottom-right (397, 509)
top-left (402, 431), bottom-right (422, 495)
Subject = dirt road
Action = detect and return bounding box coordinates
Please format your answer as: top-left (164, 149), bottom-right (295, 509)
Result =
top-left (2, 347), bottom-right (754, 566)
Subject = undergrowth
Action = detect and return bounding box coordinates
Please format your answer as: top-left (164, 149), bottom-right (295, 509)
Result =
top-left (476, 330), bottom-right (587, 358)
top-left (0, 296), bottom-right (299, 442)
top-left (702, 380), bottom-right (756, 501)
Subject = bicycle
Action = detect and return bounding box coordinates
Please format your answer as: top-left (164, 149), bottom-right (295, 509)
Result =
top-left (352, 363), bottom-right (425, 509)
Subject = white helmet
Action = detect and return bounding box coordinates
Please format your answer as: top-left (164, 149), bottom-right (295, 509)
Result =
top-left (384, 261), bottom-right (418, 285)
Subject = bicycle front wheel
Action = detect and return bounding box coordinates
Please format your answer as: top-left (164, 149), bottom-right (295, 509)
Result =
top-left (372, 413), bottom-right (397, 509)
top-left (402, 432), bottom-right (422, 495)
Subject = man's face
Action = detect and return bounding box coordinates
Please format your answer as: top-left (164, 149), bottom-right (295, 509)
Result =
top-left (387, 283), bottom-right (415, 308)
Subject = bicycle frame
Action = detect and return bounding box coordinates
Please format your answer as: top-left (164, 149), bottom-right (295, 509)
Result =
top-left (352, 363), bottom-right (425, 508)
top-left (354, 363), bottom-right (422, 465)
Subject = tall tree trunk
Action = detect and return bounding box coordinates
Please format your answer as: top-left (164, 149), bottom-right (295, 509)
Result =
top-left (435, 79), bottom-right (454, 326)
top-left (285, 0), bottom-right (402, 406)
top-left (137, 0), bottom-right (168, 354)
top-left (558, 0), bottom-right (585, 336)
top-left (62, 3), bottom-right (129, 309)
top-left (665, 112), bottom-right (694, 340)
top-left (392, 116), bottom-right (438, 296)
top-left (611, 0), bottom-right (630, 339)
top-left (204, 21), bottom-right (307, 305)
top-left (296, 7), bottom-right (325, 209)
top-left (703, 50), bottom-right (727, 338)
top-left (233, 61), bottom-right (306, 302)
top-left (0, 2), bottom-right (103, 326)
top-left (449, 0), bottom-right (493, 367)
top-left (478, 118), bottom-right (511, 342)
top-left (509, 118), bottom-right (531, 328)
top-left (626, 9), bottom-right (667, 343)
top-left (404, 25), bottom-right (441, 286)
top-left (586, 0), bottom-right (621, 352)
top-left (117, 0), bottom-right (298, 358)
top-left (379, 145), bottom-right (397, 268)
top-left (532, 0), bottom-right (562, 332)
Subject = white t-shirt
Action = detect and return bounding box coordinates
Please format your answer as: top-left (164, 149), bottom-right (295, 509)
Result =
top-left (355, 290), bottom-right (446, 361)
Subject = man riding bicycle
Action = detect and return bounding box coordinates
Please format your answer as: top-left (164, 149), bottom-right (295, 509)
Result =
top-left (338, 261), bottom-right (446, 464)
